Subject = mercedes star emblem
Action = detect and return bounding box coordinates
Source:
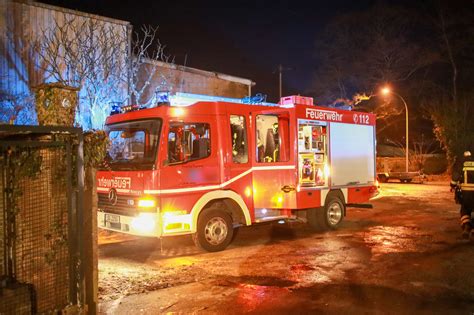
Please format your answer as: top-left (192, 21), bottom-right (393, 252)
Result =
top-left (108, 188), bottom-right (118, 206)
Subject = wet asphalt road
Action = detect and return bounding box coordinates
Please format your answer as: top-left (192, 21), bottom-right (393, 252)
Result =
top-left (98, 182), bottom-right (474, 314)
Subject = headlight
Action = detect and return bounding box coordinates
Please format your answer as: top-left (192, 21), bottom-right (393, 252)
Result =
top-left (130, 213), bottom-right (156, 233)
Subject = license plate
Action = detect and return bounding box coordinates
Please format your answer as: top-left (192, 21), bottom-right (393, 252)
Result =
top-left (105, 214), bottom-right (120, 224)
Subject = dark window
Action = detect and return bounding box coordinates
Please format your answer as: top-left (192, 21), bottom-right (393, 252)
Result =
top-left (230, 115), bottom-right (248, 163)
top-left (105, 119), bottom-right (161, 170)
top-left (256, 114), bottom-right (289, 163)
top-left (168, 123), bottom-right (210, 164)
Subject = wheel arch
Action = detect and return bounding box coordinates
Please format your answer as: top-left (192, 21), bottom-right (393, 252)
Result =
top-left (323, 189), bottom-right (347, 215)
top-left (190, 190), bottom-right (251, 233)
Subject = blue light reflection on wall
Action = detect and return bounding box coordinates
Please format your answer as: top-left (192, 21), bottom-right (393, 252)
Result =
top-left (0, 40), bottom-right (38, 125)
top-left (0, 38), bottom-right (126, 129)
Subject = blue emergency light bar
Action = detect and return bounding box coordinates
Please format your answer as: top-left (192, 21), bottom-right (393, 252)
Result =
top-left (110, 104), bottom-right (146, 115)
top-left (109, 92), bottom-right (349, 116)
top-left (169, 92), bottom-right (277, 107)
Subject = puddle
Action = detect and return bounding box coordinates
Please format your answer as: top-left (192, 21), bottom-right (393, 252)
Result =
top-left (290, 264), bottom-right (315, 272)
top-left (214, 275), bottom-right (297, 288)
top-left (235, 283), bottom-right (290, 312)
top-left (212, 275), bottom-right (295, 312)
top-left (361, 225), bottom-right (433, 257)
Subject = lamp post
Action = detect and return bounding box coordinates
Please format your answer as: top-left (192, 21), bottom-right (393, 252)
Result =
top-left (381, 87), bottom-right (409, 173)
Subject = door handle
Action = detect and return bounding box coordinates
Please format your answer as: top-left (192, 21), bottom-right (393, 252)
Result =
top-left (281, 185), bottom-right (295, 193)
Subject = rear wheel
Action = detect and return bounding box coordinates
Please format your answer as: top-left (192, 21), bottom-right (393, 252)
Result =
top-left (192, 209), bottom-right (234, 252)
top-left (308, 194), bottom-right (345, 231)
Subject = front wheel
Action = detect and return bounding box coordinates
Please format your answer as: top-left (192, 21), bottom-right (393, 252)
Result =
top-left (308, 194), bottom-right (345, 231)
top-left (192, 209), bottom-right (234, 252)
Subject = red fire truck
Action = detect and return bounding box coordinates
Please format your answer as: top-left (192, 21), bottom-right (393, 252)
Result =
top-left (97, 94), bottom-right (378, 251)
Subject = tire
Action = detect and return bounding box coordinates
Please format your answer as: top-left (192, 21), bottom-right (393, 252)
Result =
top-left (231, 226), bottom-right (240, 242)
top-left (192, 209), bottom-right (234, 252)
top-left (308, 194), bottom-right (345, 231)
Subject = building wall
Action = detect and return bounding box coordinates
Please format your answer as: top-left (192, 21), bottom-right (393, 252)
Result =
top-left (376, 154), bottom-right (447, 174)
top-left (0, 0), bottom-right (130, 127)
top-left (137, 60), bottom-right (251, 106)
top-left (1, 1), bottom-right (253, 127)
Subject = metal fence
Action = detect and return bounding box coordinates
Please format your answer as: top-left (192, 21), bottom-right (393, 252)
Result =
top-left (0, 126), bottom-right (85, 314)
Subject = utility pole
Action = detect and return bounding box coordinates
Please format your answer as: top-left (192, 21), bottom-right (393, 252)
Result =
top-left (275, 64), bottom-right (292, 99)
top-left (381, 87), bottom-right (409, 173)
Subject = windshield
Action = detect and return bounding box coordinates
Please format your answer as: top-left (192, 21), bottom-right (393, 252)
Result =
top-left (104, 119), bottom-right (161, 170)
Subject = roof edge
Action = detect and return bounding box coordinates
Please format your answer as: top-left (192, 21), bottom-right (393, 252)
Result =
top-left (20, 1), bottom-right (131, 26)
top-left (143, 58), bottom-right (255, 86)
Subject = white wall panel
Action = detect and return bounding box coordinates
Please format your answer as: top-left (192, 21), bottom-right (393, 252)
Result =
top-left (329, 122), bottom-right (375, 186)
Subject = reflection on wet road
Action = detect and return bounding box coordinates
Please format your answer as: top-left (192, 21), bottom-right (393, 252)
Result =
top-left (362, 225), bottom-right (435, 257)
top-left (99, 183), bottom-right (474, 314)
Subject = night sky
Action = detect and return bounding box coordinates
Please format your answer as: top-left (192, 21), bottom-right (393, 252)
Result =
top-left (39, 0), bottom-right (378, 102)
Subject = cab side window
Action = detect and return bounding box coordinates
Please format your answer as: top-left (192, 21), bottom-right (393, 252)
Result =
top-left (256, 114), bottom-right (289, 163)
top-left (168, 123), bottom-right (210, 164)
top-left (230, 115), bottom-right (248, 163)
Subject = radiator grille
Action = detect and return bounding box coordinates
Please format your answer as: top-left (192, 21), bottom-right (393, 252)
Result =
top-left (98, 193), bottom-right (138, 216)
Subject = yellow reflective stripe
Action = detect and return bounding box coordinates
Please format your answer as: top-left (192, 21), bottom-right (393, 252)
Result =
top-left (460, 184), bottom-right (474, 191)
top-left (461, 215), bottom-right (471, 225)
top-left (464, 161), bottom-right (474, 167)
top-left (461, 218), bottom-right (471, 225)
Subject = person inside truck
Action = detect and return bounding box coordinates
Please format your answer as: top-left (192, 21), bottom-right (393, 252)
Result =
top-left (264, 123), bottom-right (279, 162)
top-left (231, 119), bottom-right (245, 163)
top-left (257, 130), bottom-right (264, 162)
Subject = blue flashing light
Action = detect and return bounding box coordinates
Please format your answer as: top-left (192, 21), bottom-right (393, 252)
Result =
top-left (110, 102), bottom-right (122, 115)
top-left (155, 90), bottom-right (170, 106)
top-left (242, 93), bottom-right (267, 104)
top-left (121, 104), bottom-right (146, 113)
top-left (109, 103), bottom-right (146, 115)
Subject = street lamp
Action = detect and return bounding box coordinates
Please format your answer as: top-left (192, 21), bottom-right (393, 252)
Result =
top-left (381, 87), bottom-right (409, 173)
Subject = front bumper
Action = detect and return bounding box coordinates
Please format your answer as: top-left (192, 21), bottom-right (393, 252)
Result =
top-left (97, 211), bottom-right (161, 237)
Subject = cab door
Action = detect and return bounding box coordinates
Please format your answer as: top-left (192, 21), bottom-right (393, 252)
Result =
top-left (225, 113), bottom-right (254, 216)
top-left (251, 108), bottom-right (297, 211)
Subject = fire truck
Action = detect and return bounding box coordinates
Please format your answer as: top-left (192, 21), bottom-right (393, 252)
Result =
top-left (97, 94), bottom-right (378, 252)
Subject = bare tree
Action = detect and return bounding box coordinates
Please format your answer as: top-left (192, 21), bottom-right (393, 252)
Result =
top-left (35, 14), bottom-right (173, 129)
top-left (309, 5), bottom-right (434, 104)
top-left (422, 1), bottom-right (474, 168)
top-left (425, 94), bottom-right (474, 168)
top-left (387, 136), bottom-right (437, 172)
top-left (128, 25), bottom-right (174, 106)
top-left (0, 25), bottom-right (47, 124)
top-left (35, 14), bottom-right (129, 129)
top-left (0, 88), bottom-right (35, 124)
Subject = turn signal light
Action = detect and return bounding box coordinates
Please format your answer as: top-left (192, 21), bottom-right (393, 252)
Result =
top-left (138, 199), bottom-right (156, 208)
